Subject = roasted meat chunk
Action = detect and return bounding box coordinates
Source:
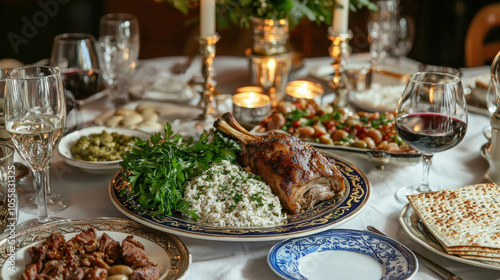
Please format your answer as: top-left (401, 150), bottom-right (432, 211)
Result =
top-left (214, 112), bottom-right (346, 214)
top-left (122, 236), bottom-right (155, 268)
top-left (98, 232), bottom-right (121, 264)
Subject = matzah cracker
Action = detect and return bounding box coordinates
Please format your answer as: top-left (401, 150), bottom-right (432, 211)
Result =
top-left (407, 183), bottom-right (500, 251)
top-left (459, 255), bottom-right (500, 264)
top-left (450, 250), bottom-right (500, 258)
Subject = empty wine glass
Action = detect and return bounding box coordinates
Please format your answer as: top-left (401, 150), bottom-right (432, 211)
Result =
top-left (96, 35), bottom-right (135, 108)
top-left (4, 66), bottom-right (67, 226)
top-left (392, 16), bottom-right (415, 60)
top-left (395, 72), bottom-right (468, 203)
top-left (50, 33), bottom-right (104, 130)
top-left (367, 0), bottom-right (399, 67)
top-left (98, 13), bottom-right (140, 108)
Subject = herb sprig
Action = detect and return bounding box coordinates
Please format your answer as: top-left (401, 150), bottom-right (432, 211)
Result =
top-left (119, 123), bottom-right (240, 219)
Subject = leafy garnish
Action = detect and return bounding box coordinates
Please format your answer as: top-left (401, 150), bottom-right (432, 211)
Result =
top-left (119, 123), bottom-right (240, 219)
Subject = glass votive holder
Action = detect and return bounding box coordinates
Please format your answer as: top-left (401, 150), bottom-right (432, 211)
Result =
top-left (345, 60), bottom-right (372, 92)
top-left (248, 53), bottom-right (292, 107)
top-left (232, 92), bottom-right (271, 125)
top-left (285, 80), bottom-right (324, 101)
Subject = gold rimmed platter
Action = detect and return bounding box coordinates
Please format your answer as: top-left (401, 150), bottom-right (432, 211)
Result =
top-left (109, 152), bottom-right (370, 241)
top-left (0, 217), bottom-right (191, 279)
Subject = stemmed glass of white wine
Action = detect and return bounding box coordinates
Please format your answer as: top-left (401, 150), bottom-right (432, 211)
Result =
top-left (4, 66), bottom-right (67, 227)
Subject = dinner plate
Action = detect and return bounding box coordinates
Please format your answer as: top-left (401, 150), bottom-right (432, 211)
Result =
top-left (94, 101), bottom-right (203, 134)
top-left (128, 74), bottom-right (196, 103)
top-left (309, 60), bottom-right (413, 86)
top-left (109, 152), bottom-right (370, 241)
top-left (0, 217), bottom-right (191, 279)
top-left (268, 229), bottom-right (418, 280)
top-left (348, 84), bottom-right (406, 112)
top-left (399, 204), bottom-right (500, 270)
top-left (463, 72), bottom-right (492, 116)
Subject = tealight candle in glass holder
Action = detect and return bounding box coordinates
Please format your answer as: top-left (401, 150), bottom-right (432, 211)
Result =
top-left (232, 91), bottom-right (271, 125)
top-left (285, 80), bottom-right (324, 100)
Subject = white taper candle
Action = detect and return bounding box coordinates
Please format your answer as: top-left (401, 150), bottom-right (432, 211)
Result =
top-left (200, 0), bottom-right (216, 37)
top-left (332, 0), bottom-right (349, 34)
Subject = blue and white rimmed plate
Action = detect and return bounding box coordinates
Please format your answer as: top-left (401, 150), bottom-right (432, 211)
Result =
top-left (109, 152), bottom-right (370, 241)
top-left (268, 229), bottom-right (418, 280)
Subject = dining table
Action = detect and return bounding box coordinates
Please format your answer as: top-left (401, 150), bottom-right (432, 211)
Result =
top-left (12, 53), bottom-right (500, 280)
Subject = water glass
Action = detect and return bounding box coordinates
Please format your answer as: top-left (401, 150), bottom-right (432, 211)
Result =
top-left (96, 35), bottom-right (135, 108)
top-left (98, 13), bottom-right (140, 108)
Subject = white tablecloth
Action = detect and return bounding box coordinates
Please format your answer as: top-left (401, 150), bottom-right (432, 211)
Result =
top-left (16, 55), bottom-right (500, 280)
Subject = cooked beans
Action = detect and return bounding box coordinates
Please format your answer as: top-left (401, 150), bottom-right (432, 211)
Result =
top-left (71, 130), bottom-right (136, 161)
top-left (108, 265), bottom-right (133, 276)
top-left (107, 274), bottom-right (128, 280)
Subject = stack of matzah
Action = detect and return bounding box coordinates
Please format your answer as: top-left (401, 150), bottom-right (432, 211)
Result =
top-left (407, 183), bottom-right (500, 264)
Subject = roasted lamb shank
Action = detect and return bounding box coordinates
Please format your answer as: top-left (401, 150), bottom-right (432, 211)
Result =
top-left (214, 112), bottom-right (346, 214)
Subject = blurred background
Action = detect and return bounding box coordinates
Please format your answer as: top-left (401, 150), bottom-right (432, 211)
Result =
top-left (1, 0), bottom-right (499, 67)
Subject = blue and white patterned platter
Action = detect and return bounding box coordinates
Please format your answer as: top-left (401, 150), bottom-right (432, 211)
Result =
top-left (109, 152), bottom-right (370, 241)
top-left (268, 229), bottom-right (418, 280)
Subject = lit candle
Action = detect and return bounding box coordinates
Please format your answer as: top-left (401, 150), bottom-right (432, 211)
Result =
top-left (286, 80), bottom-right (324, 100)
top-left (232, 91), bottom-right (271, 124)
top-left (297, 83), bottom-right (311, 98)
top-left (233, 92), bottom-right (270, 108)
top-left (267, 58), bottom-right (276, 83)
top-left (200, 0), bottom-right (216, 37)
top-left (332, 0), bottom-right (349, 34)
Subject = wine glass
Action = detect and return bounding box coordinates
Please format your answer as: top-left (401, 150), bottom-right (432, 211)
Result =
top-left (367, 0), bottom-right (399, 68)
top-left (96, 35), bottom-right (136, 108)
top-left (395, 72), bottom-right (468, 203)
top-left (392, 16), bottom-right (415, 61)
top-left (50, 33), bottom-right (104, 130)
top-left (4, 66), bottom-right (67, 226)
top-left (98, 13), bottom-right (140, 108)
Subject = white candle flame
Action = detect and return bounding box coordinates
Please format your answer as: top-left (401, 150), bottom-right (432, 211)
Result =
top-left (298, 83), bottom-right (309, 97)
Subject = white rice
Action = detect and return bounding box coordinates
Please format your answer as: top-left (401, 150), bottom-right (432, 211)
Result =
top-left (183, 160), bottom-right (286, 227)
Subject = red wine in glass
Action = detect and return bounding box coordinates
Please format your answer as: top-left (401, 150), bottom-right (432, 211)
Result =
top-left (396, 113), bottom-right (467, 154)
top-left (394, 72), bottom-right (467, 203)
top-left (61, 68), bottom-right (103, 101)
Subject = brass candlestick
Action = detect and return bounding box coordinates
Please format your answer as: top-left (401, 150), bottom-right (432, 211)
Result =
top-left (328, 28), bottom-right (353, 108)
top-left (198, 34), bottom-right (220, 119)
